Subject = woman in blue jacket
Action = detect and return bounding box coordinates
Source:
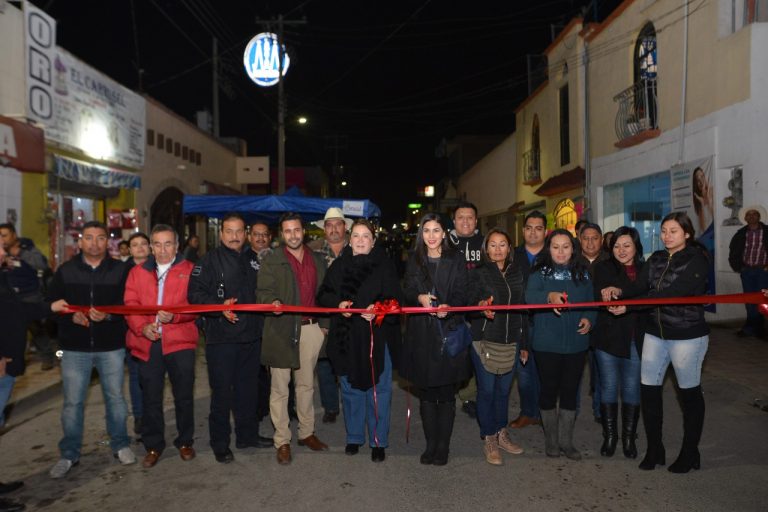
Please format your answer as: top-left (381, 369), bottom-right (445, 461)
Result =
top-left (526, 229), bottom-right (596, 460)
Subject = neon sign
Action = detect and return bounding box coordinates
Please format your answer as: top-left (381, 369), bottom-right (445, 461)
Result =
top-left (243, 32), bottom-right (290, 87)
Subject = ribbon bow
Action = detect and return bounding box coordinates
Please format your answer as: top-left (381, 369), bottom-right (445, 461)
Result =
top-left (373, 299), bottom-right (401, 326)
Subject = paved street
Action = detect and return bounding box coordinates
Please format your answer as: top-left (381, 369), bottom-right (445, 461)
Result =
top-left (2, 324), bottom-right (768, 512)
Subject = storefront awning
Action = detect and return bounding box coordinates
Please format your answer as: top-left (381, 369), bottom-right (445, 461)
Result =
top-left (0, 116), bottom-right (45, 173)
top-left (53, 155), bottom-right (141, 189)
top-left (534, 166), bottom-right (585, 197)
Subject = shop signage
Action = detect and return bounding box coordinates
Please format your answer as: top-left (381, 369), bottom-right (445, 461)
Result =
top-left (243, 32), bottom-right (290, 87)
top-left (0, 116), bottom-right (45, 172)
top-left (24, 2), bottom-right (146, 168)
top-left (53, 155), bottom-right (141, 190)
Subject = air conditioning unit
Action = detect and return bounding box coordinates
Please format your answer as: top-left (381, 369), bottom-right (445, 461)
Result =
top-left (236, 156), bottom-right (269, 184)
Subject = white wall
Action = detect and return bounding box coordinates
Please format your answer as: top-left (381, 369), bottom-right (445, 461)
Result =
top-left (0, 3), bottom-right (26, 117)
top-left (456, 135), bottom-right (516, 217)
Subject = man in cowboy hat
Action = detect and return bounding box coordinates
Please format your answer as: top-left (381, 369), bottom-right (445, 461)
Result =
top-left (728, 205), bottom-right (768, 338)
top-left (308, 207), bottom-right (352, 423)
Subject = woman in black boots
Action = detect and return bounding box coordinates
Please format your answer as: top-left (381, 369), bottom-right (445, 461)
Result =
top-left (591, 227), bottom-right (644, 459)
top-left (402, 213), bottom-right (471, 466)
top-left (602, 212), bottom-right (710, 473)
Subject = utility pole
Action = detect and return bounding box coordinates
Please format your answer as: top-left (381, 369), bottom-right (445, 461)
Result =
top-left (212, 37), bottom-right (220, 138)
top-left (264, 14), bottom-right (306, 194)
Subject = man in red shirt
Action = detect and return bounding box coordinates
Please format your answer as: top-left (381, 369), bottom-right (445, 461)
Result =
top-left (257, 213), bottom-right (330, 465)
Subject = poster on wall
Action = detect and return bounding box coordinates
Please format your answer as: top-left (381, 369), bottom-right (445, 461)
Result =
top-left (671, 156), bottom-right (716, 309)
top-left (24, 2), bottom-right (146, 168)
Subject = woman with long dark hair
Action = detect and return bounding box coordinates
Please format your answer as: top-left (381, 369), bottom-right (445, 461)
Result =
top-left (316, 219), bottom-right (401, 463)
top-left (591, 227), bottom-right (645, 459)
top-left (469, 228), bottom-right (525, 465)
top-left (526, 229), bottom-right (595, 460)
top-left (602, 212), bottom-right (710, 473)
top-left (402, 213), bottom-right (471, 466)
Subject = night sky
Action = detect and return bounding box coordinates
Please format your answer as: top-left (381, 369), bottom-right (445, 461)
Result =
top-left (43, 0), bottom-right (610, 224)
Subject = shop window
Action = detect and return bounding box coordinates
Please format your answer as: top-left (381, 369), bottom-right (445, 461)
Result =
top-left (553, 198), bottom-right (578, 232)
top-left (147, 129), bottom-right (155, 146)
top-left (166, 137), bottom-right (173, 153)
top-left (523, 115), bottom-right (541, 184)
top-left (157, 133), bottom-right (165, 149)
top-left (174, 142), bottom-right (181, 157)
top-left (603, 170), bottom-right (670, 258)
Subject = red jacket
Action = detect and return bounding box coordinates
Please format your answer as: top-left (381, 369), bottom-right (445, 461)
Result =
top-left (124, 255), bottom-right (198, 362)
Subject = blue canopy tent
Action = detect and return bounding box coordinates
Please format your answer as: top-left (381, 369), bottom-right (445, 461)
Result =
top-left (182, 193), bottom-right (382, 224)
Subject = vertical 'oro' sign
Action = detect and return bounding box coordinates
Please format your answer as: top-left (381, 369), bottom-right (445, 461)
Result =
top-left (243, 33), bottom-right (290, 87)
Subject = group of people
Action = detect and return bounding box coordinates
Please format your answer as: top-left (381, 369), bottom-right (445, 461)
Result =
top-left (1, 199), bottom-right (766, 512)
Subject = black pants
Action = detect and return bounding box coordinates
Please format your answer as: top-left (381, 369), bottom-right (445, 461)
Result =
top-left (139, 342), bottom-right (196, 452)
top-left (205, 341), bottom-right (261, 453)
top-left (418, 384), bottom-right (456, 402)
top-left (535, 350), bottom-right (587, 411)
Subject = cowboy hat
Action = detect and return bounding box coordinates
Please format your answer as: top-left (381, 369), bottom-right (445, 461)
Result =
top-left (313, 207), bottom-right (353, 230)
top-left (739, 205), bottom-right (767, 222)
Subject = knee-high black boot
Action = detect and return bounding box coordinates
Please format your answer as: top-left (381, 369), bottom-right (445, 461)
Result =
top-left (621, 403), bottom-right (640, 459)
top-left (600, 403), bottom-right (618, 457)
top-left (638, 384), bottom-right (665, 470)
top-left (668, 385), bottom-right (704, 473)
top-left (419, 401), bottom-right (439, 464)
top-left (432, 400), bottom-right (456, 466)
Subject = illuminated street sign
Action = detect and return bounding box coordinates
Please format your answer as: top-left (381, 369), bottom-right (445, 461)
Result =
top-left (243, 32), bottom-right (290, 87)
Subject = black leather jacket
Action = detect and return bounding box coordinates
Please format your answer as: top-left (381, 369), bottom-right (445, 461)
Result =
top-left (623, 244), bottom-right (710, 340)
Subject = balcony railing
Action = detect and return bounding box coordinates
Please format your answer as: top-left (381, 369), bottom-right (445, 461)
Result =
top-left (613, 78), bottom-right (658, 142)
top-left (522, 148), bottom-right (541, 183)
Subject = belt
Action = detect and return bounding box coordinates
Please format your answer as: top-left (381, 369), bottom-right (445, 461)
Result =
top-left (301, 318), bottom-right (317, 325)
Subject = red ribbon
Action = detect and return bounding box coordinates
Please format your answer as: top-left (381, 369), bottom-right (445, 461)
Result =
top-left (61, 292), bottom-right (768, 316)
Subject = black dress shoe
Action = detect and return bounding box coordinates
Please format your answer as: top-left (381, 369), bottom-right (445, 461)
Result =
top-left (0, 497), bottom-right (25, 512)
top-left (461, 401), bottom-right (477, 419)
top-left (214, 449), bottom-right (234, 464)
top-left (0, 482), bottom-right (22, 495)
top-left (371, 447), bottom-right (386, 462)
top-left (345, 444), bottom-right (360, 455)
top-left (322, 411), bottom-right (338, 424)
top-left (236, 436), bottom-right (273, 449)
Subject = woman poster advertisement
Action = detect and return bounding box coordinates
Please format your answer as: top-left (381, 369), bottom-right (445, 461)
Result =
top-left (671, 158), bottom-right (716, 308)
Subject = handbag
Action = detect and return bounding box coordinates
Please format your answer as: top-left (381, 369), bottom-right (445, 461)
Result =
top-left (436, 319), bottom-right (472, 357)
top-left (473, 340), bottom-right (517, 374)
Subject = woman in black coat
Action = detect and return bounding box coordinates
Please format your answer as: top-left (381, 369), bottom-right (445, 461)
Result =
top-left (317, 219), bottom-right (402, 462)
top-left (402, 213), bottom-right (471, 466)
top-left (591, 226), bottom-right (645, 459)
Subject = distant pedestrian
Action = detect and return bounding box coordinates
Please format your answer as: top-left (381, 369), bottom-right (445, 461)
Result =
top-left (183, 235), bottom-right (200, 263)
top-left (728, 205), bottom-right (768, 338)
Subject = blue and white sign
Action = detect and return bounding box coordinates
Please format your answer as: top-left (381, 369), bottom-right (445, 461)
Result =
top-left (243, 32), bottom-right (290, 87)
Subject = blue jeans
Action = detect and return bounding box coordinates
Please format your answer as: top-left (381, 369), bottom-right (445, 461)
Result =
top-left (126, 352), bottom-right (143, 418)
top-left (0, 375), bottom-right (16, 427)
top-left (595, 342), bottom-right (641, 405)
top-left (471, 348), bottom-right (515, 436)
top-left (641, 333), bottom-right (708, 389)
top-left (317, 358), bottom-right (340, 413)
top-left (741, 267), bottom-right (768, 335)
top-left (515, 347), bottom-right (540, 419)
top-left (339, 347), bottom-right (392, 448)
top-left (59, 349), bottom-right (130, 461)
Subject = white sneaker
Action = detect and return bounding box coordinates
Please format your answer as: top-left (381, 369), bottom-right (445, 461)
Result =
top-left (50, 458), bottom-right (77, 479)
top-left (116, 447), bottom-right (136, 465)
